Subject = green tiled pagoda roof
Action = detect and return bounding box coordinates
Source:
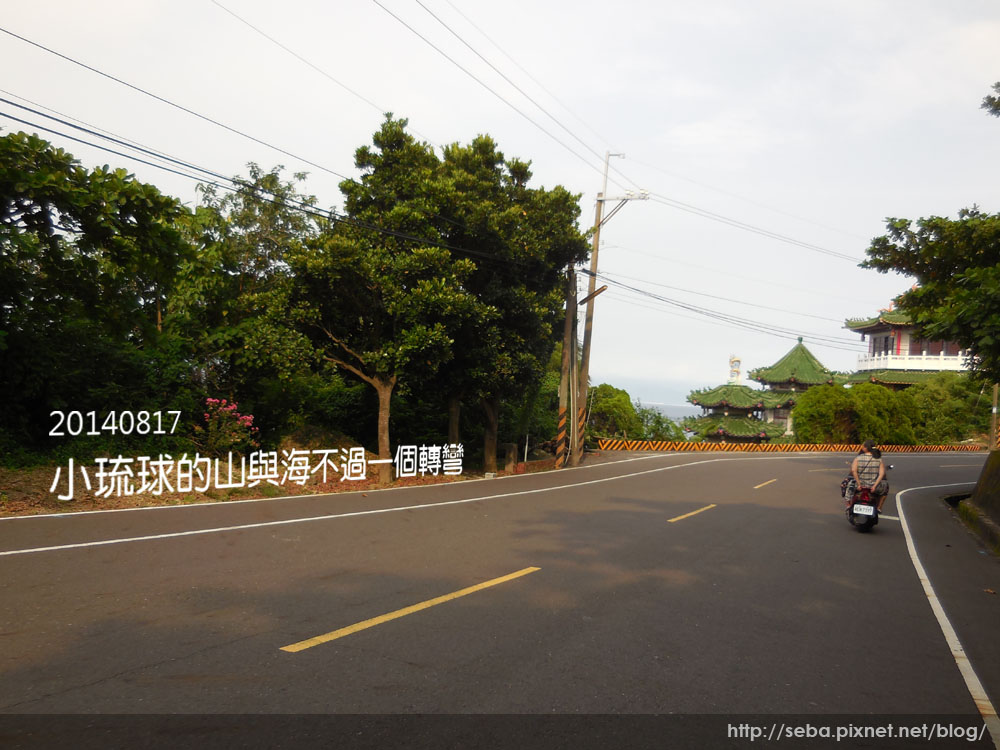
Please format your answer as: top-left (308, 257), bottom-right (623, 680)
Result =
top-left (845, 369), bottom-right (941, 386)
top-left (688, 384), bottom-right (766, 409)
top-left (762, 390), bottom-right (800, 408)
top-left (749, 339), bottom-right (834, 386)
top-left (688, 384), bottom-right (801, 409)
top-left (845, 310), bottom-right (911, 331)
top-left (688, 415), bottom-right (787, 439)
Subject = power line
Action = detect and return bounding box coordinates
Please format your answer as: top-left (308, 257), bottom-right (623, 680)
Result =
top-left (440, 0), bottom-right (615, 149)
top-left (627, 156), bottom-right (870, 242)
top-left (210, 0), bottom-right (384, 113)
top-left (0, 25), bottom-right (353, 183)
top-left (601, 291), bottom-right (864, 354)
top-left (597, 269), bottom-right (845, 324)
top-left (601, 288), bottom-right (865, 353)
top-left (207, 0), bottom-right (438, 148)
top-left (414, 0), bottom-right (606, 164)
top-left (648, 193), bottom-right (861, 262)
top-left (4, 22), bottom-right (862, 289)
top-left (590, 270), bottom-right (863, 348)
top-left (581, 142), bottom-right (861, 264)
top-left (603, 242), bottom-right (862, 304)
top-left (0, 22), bottom-right (501, 251)
top-left (0, 97), bottom-right (232, 184)
top-left (369, 0), bottom-right (612, 183)
top-left (0, 111), bottom-right (223, 187)
top-left (0, 87), bottom-right (178, 164)
top-left (404, 3), bottom-right (859, 267)
top-left (0, 110), bottom-right (530, 271)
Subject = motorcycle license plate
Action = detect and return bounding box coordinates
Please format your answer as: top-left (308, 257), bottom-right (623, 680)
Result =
top-left (853, 504), bottom-right (875, 517)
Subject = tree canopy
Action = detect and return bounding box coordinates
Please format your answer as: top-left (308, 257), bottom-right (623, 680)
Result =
top-left (983, 81), bottom-right (1000, 118)
top-left (789, 380), bottom-right (987, 446)
top-left (1, 122), bottom-right (591, 481)
top-left (863, 207), bottom-right (1000, 382)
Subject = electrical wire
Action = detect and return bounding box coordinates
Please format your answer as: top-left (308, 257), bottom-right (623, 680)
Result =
top-left (602, 242), bottom-right (862, 304)
top-left (370, 0), bottom-right (613, 183)
top-left (648, 193), bottom-right (861, 262)
top-left (595, 153), bottom-right (861, 264)
top-left (601, 291), bottom-right (864, 354)
top-left (414, 0), bottom-right (606, 164)
top-left (597, 268), bottom-right (845, 323)
top-left (440, 0), bottom-right (615, 149)
top-left (0, 25), bottom-right (353, 182)
top-left (0, 109), bottom-right (532, 271)
top-left (627, 156), bottom-right (870, 242)
top-left (0, 87), bottom-right (178, 164)
top-left (590, 270), bottom-right (864, 348)
top-left (2, 24), bottom-right (860, 274)
top-left (207, 0), bottom-right (439, 148)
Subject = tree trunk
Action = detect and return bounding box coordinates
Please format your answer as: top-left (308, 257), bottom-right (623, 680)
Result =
top-left (448, 394), bottom-right (461, 445)
top-left (482, 396), bottom-right (500, 474)
top-left (374, 375), bottom-right (396, 486)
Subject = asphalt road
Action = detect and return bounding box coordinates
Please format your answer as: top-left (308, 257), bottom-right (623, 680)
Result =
top-left (1, 451), bottom-right (998, 748)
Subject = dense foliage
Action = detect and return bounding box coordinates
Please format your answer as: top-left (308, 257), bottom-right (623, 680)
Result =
top-left (0, 123), bottom-right (588, 475)
top-left (586, 385), bottom-right (684, 441)
top-left (792, 377), bottom-right (987, 445)
top-left (864, 207), bottom-right (1000, 383)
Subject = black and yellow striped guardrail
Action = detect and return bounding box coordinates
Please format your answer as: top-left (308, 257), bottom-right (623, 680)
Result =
top-left (595, 439), bottom-right (985, 453)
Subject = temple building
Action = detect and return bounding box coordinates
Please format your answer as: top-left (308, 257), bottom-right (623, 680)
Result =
top-left (844, 308), bottom-right (969, 389)
top-left (687, 384), bottom-right (791, 442)
top-left (687, 339), bottom-right (833, 442)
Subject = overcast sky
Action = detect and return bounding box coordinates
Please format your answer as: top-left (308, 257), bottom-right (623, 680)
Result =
top-left (4, 1), bottom-right (999, 406)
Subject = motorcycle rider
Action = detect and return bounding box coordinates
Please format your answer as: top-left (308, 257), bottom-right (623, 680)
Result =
top-left (850, 439), bottom-right (887, 511)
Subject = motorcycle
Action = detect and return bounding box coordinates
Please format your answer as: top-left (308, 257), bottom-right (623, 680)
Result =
top-left (845, 485), bottom-right (878, 532)
top-left (842, 464), bottom-right (891, 533)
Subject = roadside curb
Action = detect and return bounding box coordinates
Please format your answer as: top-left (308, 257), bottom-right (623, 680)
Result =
top-left (947, 493), bottom-right (1000, 557)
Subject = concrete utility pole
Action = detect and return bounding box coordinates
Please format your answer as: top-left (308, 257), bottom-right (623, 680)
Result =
top-left (573, 151), bottom-right (647, 465)
top-left (991, 383), bottom-right (999, 452)
top-left (556, 269), bottom-right (575, 468)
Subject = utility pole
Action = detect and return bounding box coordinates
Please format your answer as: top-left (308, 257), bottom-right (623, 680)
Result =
top-left (573, 151), bottom-right (647, 464)
top-left (569, 291), bottom-right (579, 462)
top-left (556, 269), bottom-right (575, 468)
top-left (991, 383), bottom-right (998, 452)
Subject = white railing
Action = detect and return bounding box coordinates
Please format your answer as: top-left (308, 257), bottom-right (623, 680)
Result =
top-left (856, 353), bottom-right (966, 372)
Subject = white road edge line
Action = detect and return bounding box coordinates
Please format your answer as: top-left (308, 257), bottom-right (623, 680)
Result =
top-left (0, 452), bottom-right (679, 522)
top-left (0, 455), bottom-right (812, 556)
top-left (897, 482), bottom-right (1000, 749)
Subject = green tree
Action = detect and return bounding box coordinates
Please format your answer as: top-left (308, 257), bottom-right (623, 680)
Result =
top-left (634, 401), bottom-right (685, 441)
top-left (588, 384), bottom-right (643, 439)
top-left (171, 165), bottom-right (320, 440)
top-left (863, 207), bottom-right (1000, 382)
top-left (289, 118), bottom-right (489, 483)
top-left (436, 136), bottom-right (588, 471)
top-left (849, 382), bottom-right (916, 445)
top-left (793, 383), bottom-right (918, 444)
top-left (907, 372), bottom-right (990, 443)
top-left (983, 81), bottom-right (1000, 117)
top-left (0, 132), bottom-right (194, 455)
top-left (792, 385), bottom-right (857, 443)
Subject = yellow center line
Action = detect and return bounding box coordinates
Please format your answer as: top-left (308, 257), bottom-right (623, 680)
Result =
top-left (668, 504), bottom-right (717, 523)
top-left (753, 478), bottom-right (777, 489)
top-left (280, 567), bottom-right (540, 653)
